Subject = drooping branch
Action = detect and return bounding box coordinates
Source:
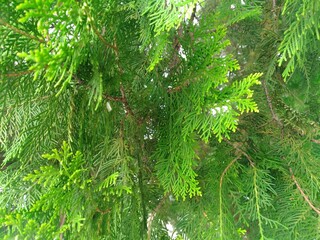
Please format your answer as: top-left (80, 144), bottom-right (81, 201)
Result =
top-left (219, 156), bottom-right (241, 189)
top-left (0, 18), bottom-right (45, 43)
top-left (224, 138), bottom-right (255, 167)
top-left (82, 8), bottom-right (117, 52)
top-left (289, 167), bottom-right (320, 215)
top-left (261, 79), bottom-right (283, 127)
top-left (119, 85), bottom-right (134, 117)
top-left (168, 24), bottom-right (183, 72)
top-left (90, 23), bottom-right (117, 52)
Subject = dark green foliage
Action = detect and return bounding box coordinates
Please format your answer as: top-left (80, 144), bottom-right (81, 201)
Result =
top-left (1, 0), bottom-right (320, 239)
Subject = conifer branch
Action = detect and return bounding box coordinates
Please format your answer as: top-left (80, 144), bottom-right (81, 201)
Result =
top-left (113, 38), bottom-right (124, 75)
top-left (168, 24), bottom-right (183, 72)
top-left (90, 23), bottom-right (117, 52)
top-left (59, 213), bottom-right (66, 240)
top-left (261, 79), bottom-right (282, 127)
top-left (104, 95), bottom-right (123, 102)
top-left (189, 5), bottom-right (197, 27)
top-left (311, 139), bottom-right (320, 144)
top-left (120, 85), bottom-right (134, 117)
top-left (272, 0), bottom-right (276, 15)
top-left (289, 167), bottom-right (320, 215)
top-left (219, 156), bottom-right (241, 189)
top-left (167, 77), bottom-right (199, 93)
top-left (137, 148), bottom-right (147, 238)
top-left (219, 156), bottom-right (241, 238)
top-left (147, 193), bottom-right (169, 240)
top-left (188, 5), bottom-right (197, 46)
top-left (0, 18), bottom-right (45, 43)
top-left (253, 167), bottom-right (264, 239)
top-left (96, 208), bottom-right (111, 214)
top-left (224, 139), bottom-right (255, 167)
top-left (167, 81), bottom-right (189, 93)
top-left (3, 95), bottom-right (50, 113)
top-left (103, 85), bottom-right (134, 117)
top-left (2, 70), bottom-right (33, 78)
top-left (83, 8), bottom-right (117, 52)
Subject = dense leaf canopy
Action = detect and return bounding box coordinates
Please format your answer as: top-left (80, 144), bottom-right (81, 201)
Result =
top-left (1, 0), bottom-right (320, 239)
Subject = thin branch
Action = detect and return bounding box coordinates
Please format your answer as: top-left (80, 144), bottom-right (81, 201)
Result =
top-left (167, 76), bottom-right (199, 93)
top-left (272, 0), bottom-right (277, 17)
top-left (113, 38), bottom-right (124, 75)
top-left (168, 24), bottom-right (183, 72)
top-left (167, 81), bottom-right (189, 93)
top-left (311, 138), bottom-right (320, 144)
top-left (103, 85), bottom-right (135, 118)
top-left (84, 10), bottom-right (117, 52)
top-left (261, 79), bottom-right (282, 127)
top-left (96, 207), bottom-right (111, 215)
top-left (136, 148), bottom-right (147, 239)
top-left (1, 70), bottom-right (33, 78)
top-left (289, 167), bottom-right (320, 215)
top-left (147, 193), bottom-right (169, 240)
top-left (85, 5), bottom-right (117, 51)
top-left (311, 139), bottom-right (320, 144)
top-left (84, 8), bottom-right (123, 75)
top-left (220, 156), bottom-right (241, 188)
top-left (104, 95), bottom-right (124, 102)
top-left (189, 5), bottom-right (197, 26)
top-left (59, 213), bottom-right (66, 240)
top-left (119, 84), bottom-right (134, 117)
top-left (224, 138), bottom-right (255, 167)
top-left (0, 18), bottom-right (45, 43)
top-left (188, 5), bottom-right (197, 47)
top-left (91, 23), bottom-right (117, 51)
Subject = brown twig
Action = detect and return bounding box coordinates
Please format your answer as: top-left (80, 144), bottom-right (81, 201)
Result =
top-left (96, 207), bottom-right (111, 215)
top-left (167, 76), bottom-right (200, 93)
top-left (83, 7), bottom-right (123, 75)
top-left (83, 9), bottom-right (117, 52)
top-left (261, 79), bottom-right (282, 127)
top-left (147, 193), bottom-right (169, 240)
top-left (167, 81), bottom-right (189, 93)
top-left (289, 167), bottom-right (320, 215)
top-left (103, 85), bottom-right (134, 117)
top-left (224, 138), bottom-right (255, 167)
top-left (311, 139), bottom-right (320, 144)
top-left (91, 23), bottom-right (117, 52)
top-left (104, 95), bottom-right (124, 102)
top-left (189, 5), bottom-right (197, 26)
top-left (168, 25), bottom-right (183, 72)
top-left (272, 0), bottom-right (277, 16)
top-left (2, 70), bottom-right (33, 78)
top-left (188, 5), bottom-right (197, 45)
top-left (120, 85), bottom-right (134, 117)
top-left (220, 156), bottom-right (241, 188)
top-left (113, 38), bottom-right (124, 75)
top-left (59, 213), bottom-right (66, 240)
top-left (0, 18), bottom-right (45, 43)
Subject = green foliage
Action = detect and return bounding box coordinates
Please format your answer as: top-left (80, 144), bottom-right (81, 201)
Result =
top-left (1, 0), bottom-right (320, 239)
top-left (278, 0), bottom-right (320, 79)
top-left (1, 141), bottom-right (134, 239)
